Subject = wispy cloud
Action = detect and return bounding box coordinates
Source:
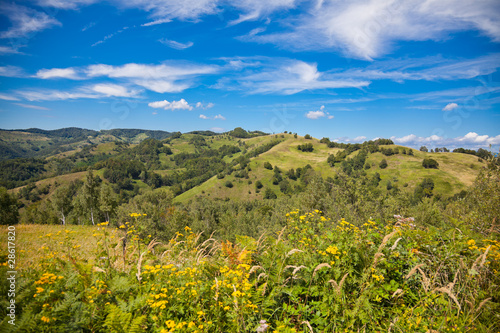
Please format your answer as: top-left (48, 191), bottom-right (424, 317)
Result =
top-left (0, 46), bottom-right (22, 55)
top-left (14, 103), bottom-right (50, 110)
top-left (36, 68), bottom-right (80, 79)
top-left (219, 58), bottom-right (369, 94)
top-left (90, 83), bottom-right (140, 97)
top-left (159, 38), bottom-right (194, 50)
top-left (0, 3), bottom-right (61, 39)
top-left (0, 93), bottom-right (20, 101)
top-left (246, 0), bottom-right (500, 60)
top-left (141, 18), bottom-right (171, 27)
top-left (36, 0), bottom-right (97, 10)
top-left (92, 26), bottom-right (129, 47)
top-left (81, 21), bottom-right (96, 31)
top-left (228, 0), bottom-right (297, 25)
top-left (0, 66), bottom-right (24, 78)
top-left (148, 98), bottom-right (193, 111)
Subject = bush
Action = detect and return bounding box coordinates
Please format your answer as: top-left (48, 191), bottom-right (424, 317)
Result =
top-left (298, 143), bottom-right (314, 152)
top-left (304, 134), bottom-right (312, 139)
top-left (224, 181), bottom-right (233, 188)
top-left (263, 162), bottom-right (273, 170)
top-left (255, 180), bottom-right (263, 189)
top-left (379, 159), bottom-right (388, 169)
top-left (422, 158), bottom-right (439, 169)
top-left (263, 188), bottom-right (277, 199)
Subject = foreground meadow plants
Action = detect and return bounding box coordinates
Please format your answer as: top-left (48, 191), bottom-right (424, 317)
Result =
top-left (1, 211), bottom-right (499, 332)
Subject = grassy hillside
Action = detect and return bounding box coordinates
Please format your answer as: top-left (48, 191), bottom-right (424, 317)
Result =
top-left (175, 134), bottom-right (484, 202)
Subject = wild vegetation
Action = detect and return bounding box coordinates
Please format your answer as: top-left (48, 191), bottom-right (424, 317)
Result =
top-left (1, 127), bottom-right (499, 331)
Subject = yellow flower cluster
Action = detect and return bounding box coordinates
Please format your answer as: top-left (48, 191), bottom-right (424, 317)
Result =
top-left (212, 264), bottom-right (257, 313)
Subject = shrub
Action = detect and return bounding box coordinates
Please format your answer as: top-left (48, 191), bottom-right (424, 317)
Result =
top-left (422, 158), bottom-right (439, 169)
top-left (379, 159), bottom-right (388, 169)
top-left (263, 162), bottom-right (273, 170)
top-left (304, 134), bottom-right (312, 139)
top-left (224, 181), bottom-right (233, 188)
top-left (255, 180), bottom-right (263, 189)
top-left (263, 188), bottom-right (277, 199)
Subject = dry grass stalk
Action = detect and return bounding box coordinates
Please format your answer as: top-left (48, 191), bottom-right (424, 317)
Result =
top-left (196, 238), bottom-right (215, 250)
top-left (480, 245), bottom-right (491, 267)
top-left (249, 265), bottom-right (263, 274)
top-left (377, 229), bottom-right (398, 253)
top-left (372, 252), bottom-right (385, 268)
top-left (405, 264), bottom-right (425, 280)
top-left (302, 321), bottom-right (313, 333)
top-left (93, 266), bottom-right (105, 273)
top-left (328, 272), bottom-right (348, 295)
top-left (390, 237), bottom-right (403, 251)
top-left (275, 227), bottom-right (286, 246)
top-left (475, 297), bottom-right (491, 313)
top-left (313, 263), bottom-right (331, 277)
top-left (257, 272), bottom-right (268, 282)
top-left (213, 277), bottom-right (219, 301)
top-left (286, 249), bottom-right (303, 257)
top-left (261, 282), bottom-right (267, 296)
top-left (256, 232), bottom-right (267, 250)
top-left (417, 267), bottom-right (430, 292)
top-left (391, 289), bottom-right (403, 298)
top-left (136, 239), bottom-right (160, 282)
top-left (436, 286), bottom-right (461, 311)
top-left (284, 265), bottom-right (297, 271)
top-left (292, 265), bottom-right (307, 276)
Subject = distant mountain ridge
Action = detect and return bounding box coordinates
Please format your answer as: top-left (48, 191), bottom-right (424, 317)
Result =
top-left (0, 127), bottom-right (173, 160)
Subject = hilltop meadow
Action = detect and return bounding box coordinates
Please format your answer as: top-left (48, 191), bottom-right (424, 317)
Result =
top-left (1, 127), bottom-right (499, 332)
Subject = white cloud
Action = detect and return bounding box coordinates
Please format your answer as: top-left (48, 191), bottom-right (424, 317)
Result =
top-left (247, 0), bottom-right (500, 60)
top-left (134, 80), bottom-right (190, 93)
top-left (117, 0), bottom-right (220, 21)
top-left (159, 39), bottom-right (193, 50)
top-left (210, 127), bottom-right (225, 132)
top-left (92, 26), bottom-right (128, 47)
top-left (16, 90), bottom-right (101, 101)
top-left (36, 68), bottom-right (79, 79)
top-left (229, 0), bottom-right (297, 25)
top-left (0, 66), bottom-right (24, 77)
top-left (148, 98), bottom-right (193, 111)
top-left (196, 102), bottom-right (215, 109)
top-left (305, 110), bottom-right (326, 119)
top-left (305, 105), bottom-right (334, 119)
top-left (84, 62), bottom-right (218, 93)
top-left (36, 0), bottom-right (96, 9)
top-left (141, 18), bottom-right (171, 27)
top-left (0, 46), bottom-right (22, 54)
top-left (391, 132), bottom-right (500, 149)
top-left (442, 102), bottom-right (459, 111)
top-left (0, 3), bottom-right (61, 39)
top-left (86, 62), bottom-right (217, 79)
top-left (0, 93), bottom-right (19, 101)
top-left (198, 113), bottom-right (225, 120)
top-left (14, 103), bottom-right (50, 110)
top-left (91, 83), bottom-right (139, 97)
top-left (224, 58), bottom-right (369, 94)
top-left (353, 136), bottom-right (367, 142)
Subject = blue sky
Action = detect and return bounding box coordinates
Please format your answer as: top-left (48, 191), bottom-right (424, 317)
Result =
top-left (0, 0), bottom-right (499, 150)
